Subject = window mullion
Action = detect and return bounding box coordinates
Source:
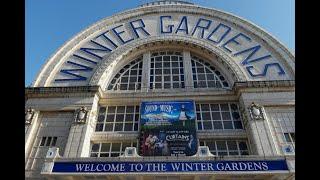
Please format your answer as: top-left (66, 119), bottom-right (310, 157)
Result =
top-left (141, 51), bottom-right (150, 92)
top-left (182, 51), bottom-right (193, 89)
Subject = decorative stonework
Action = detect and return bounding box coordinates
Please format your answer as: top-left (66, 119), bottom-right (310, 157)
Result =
top-left (248, 102), bottom-right (264, 120)
top-left (74, 107), bottom-right (89, 124)
top-left (25, 108), bottom-right (35, 125)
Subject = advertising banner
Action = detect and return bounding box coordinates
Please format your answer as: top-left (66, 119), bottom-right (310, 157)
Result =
top-left (139, 100), bottom-right (197, 156)
top-left (51, 160), bottom-right (289, 173)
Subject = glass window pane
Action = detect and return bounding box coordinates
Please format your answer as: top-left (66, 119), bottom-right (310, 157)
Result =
top-left (114, 123), bottom-right (123, 131)
top-left (227, 141), bottom-right (237, 151)
top-left (241, 151), bottom-right (249, 155)
top-left (202, 112), bottom-right (211, 120)
top-left (211, 112), bottom-right (221, 120)
top-left (111, 143), bottom-right (121, 151)
top-left (220, 104), bottom-right (229, 111)
top-left (46, 137), bottom-right (52, 146)
top-left (164, 83), bottom-right (171, 89)
top-left (100, 153), bottom-right (109, 157)
top-left (206, 142), bottom-right (216, 150)
top-left (234, 121), bottom-right (243, 129)
top-left (40, 137), bottom-right (46, 146)
top-left (207, 74), bottom-right (215, 80)
top-left (134, 123), bottom-right (138, 131)
top-left (115, 114), bottom-right (124, 122)
top-left (108, 107), bottom-right (116, 113)
top-left (99, 107), bottom-right (106, 114)
top-left (163, 69), bottom-right (170, 74)
top-left (91, 144), bottom-right (100, 152)
top-left (222, 112), bottom-right (231, 120)
top-left (101, 143), bottom-right (111, 152)
top-left (223, 121), bottom-right (233, 129)
top-left (104, 123), bottom-right (113, 131)
top-left (98, 115), bottom-right (105, 122)
top-left (125, 114), bottom-right (134, 121)
top-left (117, 106), bottom-right (125, 113)
top-left (216, 141), bottom-right (227, 150)
top-left (218, 151), bottom-right (228, 156)
top-left (230, 104), bottom-right (238, 111)
top-left (90, 153), bottom-right (98, 157)
top-left (126, 106), bottom-right (134, 113)
top-left (232, 112), bottom-right (240, 120)
top-left (51, 137), bottom-right (57, 146)
top-left (284, 133), bottom-right (292, 142)
top-left (197, 122), bottom-right (203, 130)
top-left (124, 123), bottom-right (133, 131)
top-left (106, 114), bottom-right (115, 122)
top-left (213, 121), bottom-right (223, 129)
top-left (238, 142), bottom-right (248, 151)
top-left (201, 104), bottom-right (210, 111)
top-left (203, 121), bottom-right (212, 130)
top-left (207, 81), bottom-right (215, 87)
top-left (173, 83), bottom-right (179, 88)
top-left (229, 151), bottom-right (239, 155)
top-left (95, 124), bottom-right (104, 131)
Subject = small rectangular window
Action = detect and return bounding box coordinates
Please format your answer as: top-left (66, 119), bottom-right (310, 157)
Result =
top-left (51, 137), bottom-right (57, 146)
top-left (46, 137), bottom-right (52, 146)
top-left (40, 137), bottom-right (46, 146)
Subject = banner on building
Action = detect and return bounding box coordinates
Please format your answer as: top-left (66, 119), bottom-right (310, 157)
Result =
top-left (139, 100), bottom-right (197, 156)
top-left (51, 160), bottom-right (289, 173)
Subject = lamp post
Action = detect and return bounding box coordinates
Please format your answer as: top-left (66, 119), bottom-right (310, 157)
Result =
top-left (25, 108), bottom-right (34, 125)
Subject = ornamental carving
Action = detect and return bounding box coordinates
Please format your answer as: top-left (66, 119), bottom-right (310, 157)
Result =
top-left (74, 107), bottom-right (88, 124)
top-left (25, 108), bottom-right (35, 125)
top-left (248, 102), bottom-right (264, 120)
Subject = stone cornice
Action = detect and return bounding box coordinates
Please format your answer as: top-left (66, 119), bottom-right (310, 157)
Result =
top-left (25, 86), bottom-right (103, 99)
top-left (25, 80), bottom-right (294, 100)
top-left (233, 80), bottom-right (295, 97)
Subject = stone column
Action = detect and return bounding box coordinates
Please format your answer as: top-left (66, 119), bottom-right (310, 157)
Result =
top-left (63, 94), bottom-right (100, 157)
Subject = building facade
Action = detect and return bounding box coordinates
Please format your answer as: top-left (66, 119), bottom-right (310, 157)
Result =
top-left (25, 1), bottom-right (295, 179)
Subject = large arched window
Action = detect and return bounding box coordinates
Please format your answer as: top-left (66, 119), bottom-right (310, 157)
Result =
top-left (105, 51), bottom-right (231, 91)
top-left (149, 51), bottom-right (185, 89)
top-left (191, 55), bottom-right (229, 89)
top-left (107, 57), bottom-right (143, 91)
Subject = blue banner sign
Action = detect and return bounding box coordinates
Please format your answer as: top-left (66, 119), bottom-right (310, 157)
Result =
top-left (140, 101), bottom-right (197, 156)
top-left (52, 160), bottom-right (288, 173)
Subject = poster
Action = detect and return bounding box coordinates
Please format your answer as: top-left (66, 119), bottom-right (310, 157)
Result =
top-left (139, 100), bottom-right (197, 156)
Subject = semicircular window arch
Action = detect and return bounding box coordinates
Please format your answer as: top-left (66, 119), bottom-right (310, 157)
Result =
top-left (191, 55), bottom-right (230, 89)
top-left (107, 56), bottom-right (143, 91)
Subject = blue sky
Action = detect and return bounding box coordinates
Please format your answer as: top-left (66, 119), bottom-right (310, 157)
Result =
top-left (25, 0), bottom-right (295, 86)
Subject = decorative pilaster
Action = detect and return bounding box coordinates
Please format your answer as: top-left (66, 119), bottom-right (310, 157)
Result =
top-left (63, 95), bottom-right (100, 158)
top-left (25, 108), bottom-right (40, 162)
top-left (183, 50), bottom-right (193, 89)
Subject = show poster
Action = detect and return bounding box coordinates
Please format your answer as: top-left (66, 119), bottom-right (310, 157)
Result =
top-left (139, 100), bottom-right (197, 156)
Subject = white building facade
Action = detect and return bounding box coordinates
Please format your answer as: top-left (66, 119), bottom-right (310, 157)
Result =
top-left (25, 1), bottom-right (295, 179)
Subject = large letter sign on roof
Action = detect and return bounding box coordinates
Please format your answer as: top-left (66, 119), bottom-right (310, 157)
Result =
top-left (33, 3), bottom-right (294, 87)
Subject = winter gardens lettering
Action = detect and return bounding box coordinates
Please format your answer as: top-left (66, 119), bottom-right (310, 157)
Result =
top-left (55, 15), bottom-right (286, 82)
top-left (52, 160), bottom-right (288, 173)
